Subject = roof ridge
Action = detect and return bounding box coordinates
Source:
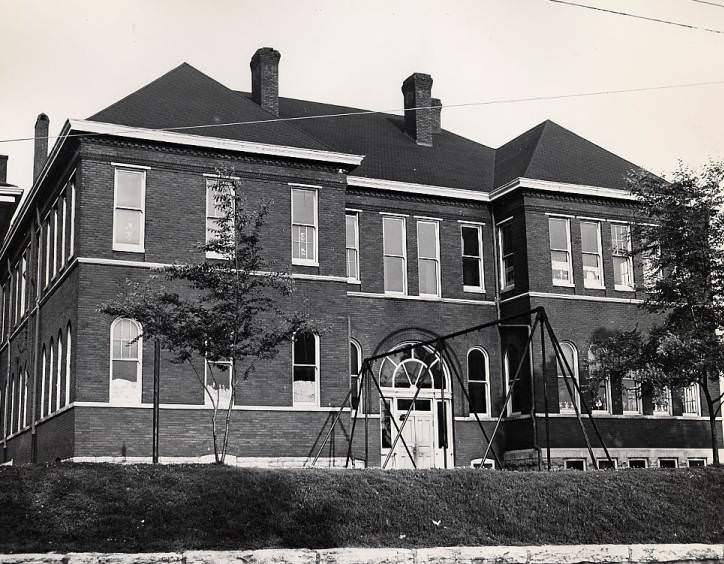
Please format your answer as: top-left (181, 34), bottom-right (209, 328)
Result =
top-left (522, 120), bottom-right (552, 178)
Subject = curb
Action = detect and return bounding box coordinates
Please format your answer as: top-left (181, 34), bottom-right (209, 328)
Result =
top-left (0, 544), bottom-right (721, 563)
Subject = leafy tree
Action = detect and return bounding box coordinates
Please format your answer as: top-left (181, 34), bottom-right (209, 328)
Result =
top-left (589, 162), bottom-right (724, 464)
top-left (100, 173), bottom-right (316, 463)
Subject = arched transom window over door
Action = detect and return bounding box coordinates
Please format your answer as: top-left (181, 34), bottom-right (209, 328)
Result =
top-left (378, 344), bottom-right (447, 391)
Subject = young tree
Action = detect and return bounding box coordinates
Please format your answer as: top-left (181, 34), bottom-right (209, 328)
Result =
top-left (589, 162), bottom-right (724, 464)
top-left (100, 173), bottom-right (316, 463)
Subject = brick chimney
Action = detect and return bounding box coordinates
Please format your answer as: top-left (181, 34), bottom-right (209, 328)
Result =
top-left (0, 155), bottom-right (7, 185)
top-left (402, 73), bottom-right (433, 146)
top-left (431, 97), bottom-right (442, 135)
top-left (250, 47), bottom-right (281, 117)
top-left (33, 113), bottom-right (49, 183)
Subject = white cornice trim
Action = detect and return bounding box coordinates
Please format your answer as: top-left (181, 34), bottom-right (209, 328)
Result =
top-left (69, 119), bottom-right (365, 166)
top-left (347, 176), bottom-right (491, 202)
top-left (491, 177), bottom-right (637, 201)
top-left (500, 290), bottom-right (644, 305)
top-left (347, 290), bottom-right (496, 306)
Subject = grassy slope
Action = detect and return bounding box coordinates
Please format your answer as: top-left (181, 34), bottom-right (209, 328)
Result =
top-left (0, 464), bottom-right (722, 553)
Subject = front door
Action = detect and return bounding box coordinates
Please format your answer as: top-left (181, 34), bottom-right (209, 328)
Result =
top-left (388, 398), bottom-right (448, 469)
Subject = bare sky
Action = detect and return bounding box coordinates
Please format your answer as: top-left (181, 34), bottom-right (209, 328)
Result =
top-left (1, 0), bottom-right (723, 191)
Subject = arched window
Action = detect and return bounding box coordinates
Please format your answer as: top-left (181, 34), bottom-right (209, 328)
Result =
top-left (40, 346), bottom-right (46, 418)
top-left (350, 340), bottom-right (362, 409)
top-left (504, 347), bottom-right (523, 415)
top-left (56, 331), bottom-right (63, 409)
top-left (9, 373), bottom-right (15, 433)
top-left (48, 338), bottom-right (55, 413)
top-left (65, 324), bottom-right (72, 406)
top-left (22, 369), bottom-right (28, 429)
top-left (587, 347), bottom-right (610, 413)
top-left (110, 318), bottom-right (142, 406)
top-left (292, 332), bottom-right (319, 407)
top-left (467, 348), bottom-right (489, 415)
top-left (557, 342), bottom-right (579, 414)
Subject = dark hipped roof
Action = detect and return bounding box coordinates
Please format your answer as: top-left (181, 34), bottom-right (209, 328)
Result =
top-left (89, 62), bottom-right (643, 193)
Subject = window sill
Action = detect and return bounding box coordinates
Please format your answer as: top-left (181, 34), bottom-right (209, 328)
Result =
top-left (418, 293), bottom-right (441, 300)
top-left (552, 282), bottom-right (575, 288)
top-left (500, 285), bottom-right (515, 293)
top-left (347, 278), bottom-right (361, 285)
top-left (614, 285), bottom-right (635, 292)
top-left (113, 245), bottom-right (145, 254)
top-left (384, 291), bottom-right (408, 297)
top-left (622, 411), bottom-right (642, 416)
top-left (584, 284), bottom-right (606, 290)
top-left (463, 286), bottom-right (486, 294)
top-left (292, 259), bottom-right (319, 267)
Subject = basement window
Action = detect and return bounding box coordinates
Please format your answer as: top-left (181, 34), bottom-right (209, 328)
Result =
top-left (564, 459), bottom-right (586, 471)
top-left (628, 459), bottom-right (647, 469)
top-left (658, 458), bottom-right (678, 468)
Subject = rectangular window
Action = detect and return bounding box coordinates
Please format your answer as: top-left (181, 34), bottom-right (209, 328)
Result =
top-left (597, 458), bottom-right (617, 470)
top-left (580, 221), bottom-right (604, 288)
top-left (44, 218), bottom-right (50, 287)
top-left (687, 458), bottom-right (705, 467)
top-left (652, 387), bottom-right (672, 416)
top-left (19, 254), bottom-right (26, 316)
top-left (13, 265), bottom-right (19, 325)
top-left (113, 167), bottom-right (146, 252)
top-left (417, 220), bottom-right (440, 297)
top-left (383, 216), bottom-right (407, 295)
top-left (592, 378), bottom-right (611, 413)
top-left (498, 221), bottom-right (515, 290)
top-left (611, 223), bottom-right (634, 291)
top-left (69, 182), bottom-right (76, 259)
top-left (461, 224), bottom-right (484, 292)
top-left (205, 179), bottom-right (229, 260)
top-left (204, 358), bottom-right (233, 409)
top-left (621, 377), bottom-right (641, 414)
top-left (0, 283), bottom-right (5, 341)
top-left (628, 459), bottom-right (647, 469)
top-left (564, 459), bottom-right (585, 471)
top-left (52, 207), bottom-right (58, 277)
top-left (345, 212), bottom-right (360, 282)
top-left (658, 458), bottom-right (677, 468)
top-left (291, 187), bottom-right (317, 265)
top-left (60, 193), bottom-right (67, 266)
top-left (549, 217), bottom-right (573, 285)
top-left (682, 384), bottom-right (700, 416)
top-left (292, 333), bottom-right (319, 406)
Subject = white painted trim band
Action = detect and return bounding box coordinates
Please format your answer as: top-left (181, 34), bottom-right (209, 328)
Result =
top-left (349, 176), bottom-right (491, 202)
top-left (500, 291), bottom-right (644, 305)
top-left (347, 291), bottom-right (495, 306)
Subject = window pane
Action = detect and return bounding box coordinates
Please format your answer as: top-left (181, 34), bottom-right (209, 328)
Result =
top-left (292, 189), bottom-right (315, 224)
top-left (549, 218), bottom-right (568, 250)
top-left (463, 257), bottom-right (480, 286)
top-left (614, 256), bottom-right (632, 287)
top-left (384, 256), bottom-right (405, 293)
top-left (611, 224), bottom-right (630, 254)
top-left (346, 249), bottom-right (358, 279)
top-left (593, 380), bottom-right (609, 411)
top-left (381, 400), bottom-right (392, 448)
top-left (621, 378), bottom-right (639, 412)
top-left (383, 218), bottom-right (404, 256)
top-left (580, 222), bottom-right (599, 254)
top-left (558, 379), bottom-right (576, 412)
top-left (294, 333), bottom-right (316, 365)
top-left (116, 170), bottom-right (144, 208)
top-left (345, 214), bottom-right (357, 246)
top-left (500, 224), bottom-right (513, 254)
top-left (468, 382), bottom-right (487, 413)
top-left (583, 254), bottom-right (601, 277)
top-left (551, 250), bottom-right (570, 282)
top-left (114, 209), bottom-right (142, 245)
top-left (350, 343), bottom-right (360, 375)
top-left (417, 222), bottom-right (437, 259)
top-left (206, 185), bottom-right (224, 218)
top-left (462, 226), bottom-right (480, 256)
top-left (467, 350), bottom-right (486, 382)
top-left (293, 367), bottom-right (316, 404)
top-left (418, 258), bottom-right (438, 295)
top-left (292, 225), bottom-right (316, 261)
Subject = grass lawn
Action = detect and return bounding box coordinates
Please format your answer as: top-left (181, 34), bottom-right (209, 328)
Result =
top-left (0, 464), bottom-right (721, 553)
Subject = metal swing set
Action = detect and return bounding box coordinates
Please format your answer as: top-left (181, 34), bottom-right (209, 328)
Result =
top-left (306, 306), bottom-right (613, 471)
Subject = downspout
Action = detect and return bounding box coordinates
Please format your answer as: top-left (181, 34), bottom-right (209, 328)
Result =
top-left (29, 208), bottom-right (42, 463)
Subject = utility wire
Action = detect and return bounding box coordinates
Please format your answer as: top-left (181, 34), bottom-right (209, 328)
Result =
top-left (548, 0), bottom-right (724, 33)
top-left (691, 0), bottom-right (724, 8)
top-left (1, 78), bottom-right (724, 145)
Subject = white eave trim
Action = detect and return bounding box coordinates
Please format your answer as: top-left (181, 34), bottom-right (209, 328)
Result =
top-left (490, 177), bottom-right (637, 201)
top-left (68, 119), bottom-right (365, 166)
top-left (347, 176), bottom-right (491, 202)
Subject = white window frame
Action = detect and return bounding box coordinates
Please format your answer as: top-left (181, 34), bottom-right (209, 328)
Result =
top-left (682, 383), bottom-right (701, 416)
top-left (69, 182), bottom-right (76, 259)
top-left (497, 220), bottom-right (515, 291)
top-left (204, 356), bottom-right (233, 409)
top-left (292, 332), bottom-right (320, 407)
top-left (19, 253), bottom-right (26, 317)
top-left (460, 223), bottom-right (485, 293)
top-left (52, 207), bottom-right (59, 277)
top-left (611, 223), bottom-right (634, 291)
top-left (580, 220), bottom-right (604, 289)
top-left (383, 216), bottom-right (408, 296)
top-left (56, 332), bottom-right (63, 409)
top-left (44, 218), bottom-right (50, 287)
top-left (290, 187), bottom-right (318, 266)
top-left (627, 458), bottom-right (647, 469)
top-left (40, 346), bottom-right (46, 418)
top-left (504, 349), bottom-right (521, 416)
top-left (65, 324), bottom-right (72, 406)
top-left (205, 178), bottom-right (233, 260)
top-left (557, 341), bottom-right (579, 414)
top-left (549, 217), bottom-right (574, 287)
top-left (345, 212), bottom-right (360, 283)
top-left (658, 458), bottom-right (678, 468)
top-left (416, 220), bottom-right (441, 298)
top-left (621, 376), bottom-right (642, 415)
top-left (467, 347), bottom-right (490, 416)
top-left (0, 282), bottom-right (5, 341)
top-left (596, 458), bottom-right (618, 470)
top-left (350, 339), bottom-right (363, 410)
top-left (687, 458), bottom-right (706, 467)
top-left (109, 318), bottom-right (143, 406)
top-left (470, 457), bottom-right (495, 469)
top-left (564, 459), bottom-right (587, 471)
top-left (652, 387), bottom-right (672, 416)
top-left (113, 167), bottom-right (146, 253)
top-left (60, 191), bottom-right (67, 266)
top-left (48, 339), bottom-right (54, 413)
top-left (21, 370), bottom-right (28, 429)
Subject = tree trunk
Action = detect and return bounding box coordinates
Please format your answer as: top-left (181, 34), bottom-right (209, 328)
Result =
top-left (701, 381), bottom-right (720, 466)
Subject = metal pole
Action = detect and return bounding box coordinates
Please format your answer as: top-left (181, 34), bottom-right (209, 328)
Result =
top-left (382, 381), bottom-right (424, 469)
top-left (482, 314), bottom-right (541, 465)
top-left (528, 319), bottom-right (540, 471)
top-left (437, 341), bottom-right (448, 469)
top-left (364, 357), bottom-right (370, 468)
top-left (152, 339), bottom-right (160, 464)
top-left (541, 316), bottom-right (551, 471)
top-left (309, 387), bottom-right (353, 467)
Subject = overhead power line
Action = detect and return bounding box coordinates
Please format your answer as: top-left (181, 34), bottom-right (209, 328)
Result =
top-left (1, 78), bottom-right (724, 145)
top-left (691, 0), bottom-right (724, 8)
top-left (548, 0), bottom-right (724, 33)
